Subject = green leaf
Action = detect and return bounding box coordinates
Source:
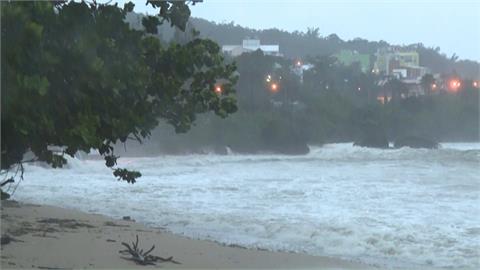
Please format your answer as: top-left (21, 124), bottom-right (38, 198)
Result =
top-left (37, 77), bottom-right (50, 96)
top-left (142, 16), bottom-right (160, 34)
top-left (123, 2), bottom-right (134, 12)
top-left (1, 1), bottom-right (238, 186)
top-left (113, 168), bottom-right (141, 184)
top-left (19, 129), bottom-right (28, 135)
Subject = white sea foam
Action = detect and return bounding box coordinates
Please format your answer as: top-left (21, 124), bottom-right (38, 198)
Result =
top-left (13, 143), bottom-right (480, 269)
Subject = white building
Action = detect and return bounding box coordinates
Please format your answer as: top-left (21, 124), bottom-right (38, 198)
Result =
top-left (292, 63), bottom-right (314, 84)
top-left (222, 39), bottom-right (281, 57)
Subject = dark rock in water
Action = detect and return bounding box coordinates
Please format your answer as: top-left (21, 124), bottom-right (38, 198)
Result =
top-left (230, 142), bottom-right (310, 155)
top-left (353, 132), bottom-right (389, 149)
top-left (353, 118), bottom-right (389, 149)
top-left (260, 120), bottom-right (310, 155)
top-left (212, 145), bottom-right (228, 155)
top-left (269, 142), bottom-right (310, 155)
top-left (394, 136), bottom-right (439, 149)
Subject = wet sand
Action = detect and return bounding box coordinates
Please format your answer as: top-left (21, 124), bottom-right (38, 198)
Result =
top-left (1, 200), bottom-right (377, 269)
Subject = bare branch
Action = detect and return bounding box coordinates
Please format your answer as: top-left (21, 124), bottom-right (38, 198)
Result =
top-left (119, 235), bottom-right (180, 265)
top-left (143, 245), bottom-right (155, 257)
top-left (0, 178), bottom-right (14, 187)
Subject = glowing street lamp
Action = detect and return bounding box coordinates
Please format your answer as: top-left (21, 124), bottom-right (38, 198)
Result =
top-left (214, 85), bottom-right (222, 94)
top-left (449, 79), bottom-right (461, 92)
top-left (270, 82), bottom-right (279, 93)
top-left (431, 83), bottom-right (437, 90)
top-left (473, 81), bottom-right (479, 88)
top-left (296, 60), bottom-right (302, 67)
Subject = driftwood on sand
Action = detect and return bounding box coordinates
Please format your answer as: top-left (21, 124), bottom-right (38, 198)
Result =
top-left (119, 235), bottom-right (180, 265)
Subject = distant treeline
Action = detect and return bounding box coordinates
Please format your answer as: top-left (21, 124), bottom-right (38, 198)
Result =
top-left (189, 18), bottom-right (480, 79)
top-left (124, 13), bottom-right (480, 79)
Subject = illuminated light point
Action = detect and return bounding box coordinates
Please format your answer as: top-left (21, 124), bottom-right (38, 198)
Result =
top-left (449, 79), bottom-right (461, 91)
top-left (214, 85), bottom-right (222, 94)
top-left (271, 83), bottom-right (279, 92)
top-left (357, 87), bottom-right (361, 91)
top-left (473, 81), bottom-right (479, 88)
top-left (296, 60), bottom-right (302, 67)
top-left (432, 83), bottom-right (437, 90)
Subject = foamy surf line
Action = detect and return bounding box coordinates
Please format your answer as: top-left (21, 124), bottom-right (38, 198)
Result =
top-left (13, 143), bottom-right (480, 269)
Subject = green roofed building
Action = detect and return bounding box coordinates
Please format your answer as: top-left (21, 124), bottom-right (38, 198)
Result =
top-left (334, 50), bottom-right (371, 73)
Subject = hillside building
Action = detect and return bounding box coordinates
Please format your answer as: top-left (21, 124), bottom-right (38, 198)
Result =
top-left (374, 48), bottom-right (428, 81)
top-left (222, 39), bottom-right (282, 57)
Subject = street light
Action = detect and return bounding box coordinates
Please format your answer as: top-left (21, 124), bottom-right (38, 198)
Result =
top-left (270, 83), bottom-right (279, 92)
top-left (449, 79), bottom-right (461, 92)
top-left (214, 85), bottom-right (222, 94)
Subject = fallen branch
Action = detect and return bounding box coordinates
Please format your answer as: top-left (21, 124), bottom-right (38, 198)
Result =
top-left (149, 255), bottom-right (181, 264)
top-left (119, 235), bottom-right (180, 265)
top-left (0, 178), bottom-right (14, 187)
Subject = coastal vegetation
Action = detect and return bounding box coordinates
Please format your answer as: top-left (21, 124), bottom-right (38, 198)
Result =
top-left (1, 1), bottom-right (237, 184)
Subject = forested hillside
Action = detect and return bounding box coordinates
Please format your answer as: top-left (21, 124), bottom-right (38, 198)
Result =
top-left (190, 18), bottom-right (480, 79)
top-left (124, 13), bottom-right (479, 79)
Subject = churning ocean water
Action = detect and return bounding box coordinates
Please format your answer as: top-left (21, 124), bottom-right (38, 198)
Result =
top-left (12, 143), bottom-right (480, 269)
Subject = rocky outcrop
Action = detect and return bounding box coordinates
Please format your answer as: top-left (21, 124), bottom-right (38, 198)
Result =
top-left (394, 136), bottom-right (439, 149)
top-left (353, 128), bottom-right (389, 149)
top-left (259, 120), bottom-right (310, 155)
top-left (266, 141), bottom-right (310, 155)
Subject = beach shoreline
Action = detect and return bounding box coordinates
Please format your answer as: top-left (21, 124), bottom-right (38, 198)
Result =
top-left (0, 200), bottom-right (378, 269)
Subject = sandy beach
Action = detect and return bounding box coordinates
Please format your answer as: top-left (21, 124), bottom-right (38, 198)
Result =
top-left (1, 200), bottom-right (376, 269)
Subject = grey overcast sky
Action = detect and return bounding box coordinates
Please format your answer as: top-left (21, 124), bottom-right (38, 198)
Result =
top-left (128, 0), bottom-right (480, 61)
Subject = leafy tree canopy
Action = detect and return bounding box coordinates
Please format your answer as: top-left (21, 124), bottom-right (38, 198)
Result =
top-left (1, 1), bottom-right (238, 183)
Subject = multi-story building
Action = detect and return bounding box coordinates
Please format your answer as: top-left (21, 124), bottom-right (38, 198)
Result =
top-left (374, 48), bottom-right (427, 80)
top-left (222, 39), bottom-right (281, 57)
top-left (374, 47), bottom-right (433, 100)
